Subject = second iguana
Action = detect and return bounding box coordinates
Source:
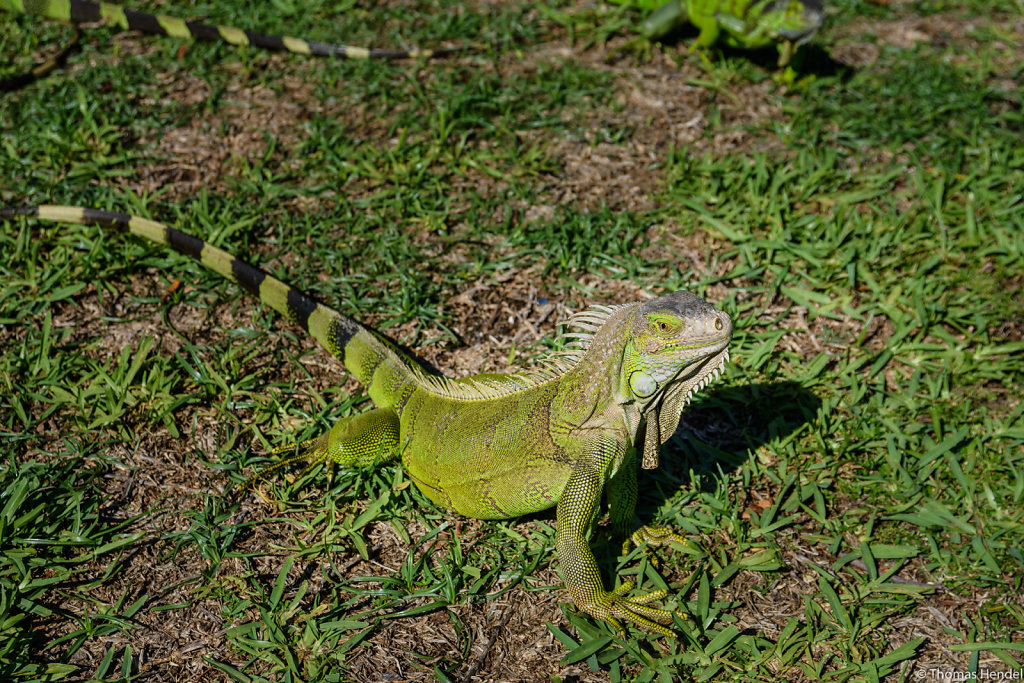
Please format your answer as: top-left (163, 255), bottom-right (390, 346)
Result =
top-left (1, 205), bottom-right (732, 636)
top-left (612, 0), bottom-right (824, 65)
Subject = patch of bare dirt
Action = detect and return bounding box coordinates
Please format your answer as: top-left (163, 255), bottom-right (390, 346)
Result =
top-left (502, 39), bottom-right (790, 214)
top-left (129, 67), bottom-right (321, 201)
top-left (830, 11), bottom-right (1024, 69)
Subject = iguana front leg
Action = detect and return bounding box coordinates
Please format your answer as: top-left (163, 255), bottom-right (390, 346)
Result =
top-left (607, 441), bottom-right (690, 567)
top-left (556, 440), bottom-right (676, 637)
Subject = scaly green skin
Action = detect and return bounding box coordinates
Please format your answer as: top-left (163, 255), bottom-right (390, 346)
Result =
top-left (0, 0), bottom-right (456, 59)
top-left (610, 0), bottom-right (823, 64)
top-left (1, 205), bottom-right (733, 636)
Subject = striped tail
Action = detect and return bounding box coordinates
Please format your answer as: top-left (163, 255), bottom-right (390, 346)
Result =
top-left (0, 27), bottom-right (80, 92)
top-left (2, 0), bottom-right (463, 60)
top-left (3, 205), bottom-right (450, 412)
top-left (0, 204), bottom-right (366, 364)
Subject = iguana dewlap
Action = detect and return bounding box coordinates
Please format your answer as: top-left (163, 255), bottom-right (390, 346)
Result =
top-left (2, 205), bottom-right (733, 636)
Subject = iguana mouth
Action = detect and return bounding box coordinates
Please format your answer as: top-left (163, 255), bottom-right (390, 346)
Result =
top-left (674, 346), bottom-right (730, 406)
top-left (687, 347), bottom-right (730, 392)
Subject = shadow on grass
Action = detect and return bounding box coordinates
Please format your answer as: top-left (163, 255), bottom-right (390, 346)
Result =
top-left (639, 379), bottom-right (822, 518)
top-left (644, 23), bottom-right (853, 81)
top-left (736, 42), bottom-right (853, 80)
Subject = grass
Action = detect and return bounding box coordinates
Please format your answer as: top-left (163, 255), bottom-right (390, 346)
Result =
top-left (1, 0), bottom-right (1023, 680)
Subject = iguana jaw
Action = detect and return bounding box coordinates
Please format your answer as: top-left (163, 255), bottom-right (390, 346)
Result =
top-left (673, 345), bottom-right (730, 395)
top-left (623, 291), bottom-right (732, 469)
top-left (639, 344), bottom-right (729, 468)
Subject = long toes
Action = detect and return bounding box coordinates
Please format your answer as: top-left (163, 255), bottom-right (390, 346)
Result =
top-left (637, 528), bottom-right (686, 546)
top-left (612, 581), bottom-right (637, 597)
top-left (627, 590), bottom-right (668, 606)
top-left (621, 611), bottom-right (675, 637)
top-left (618, 599), bottom-right (674, 625)
top-left (635, 605), bottom-right (674, 626)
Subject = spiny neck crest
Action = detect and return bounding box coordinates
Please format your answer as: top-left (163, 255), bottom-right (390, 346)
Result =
top-left (411, 302), bottom-right (635, 401)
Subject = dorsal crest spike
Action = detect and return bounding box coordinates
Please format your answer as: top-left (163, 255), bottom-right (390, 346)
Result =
top-left (409, 302), bottom-right (637, 402)
top-left (554, 302), bottom-right (632, 353)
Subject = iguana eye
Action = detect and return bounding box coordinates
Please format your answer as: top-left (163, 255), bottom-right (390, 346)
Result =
top-left (657, 321), bottom-right (668, 332)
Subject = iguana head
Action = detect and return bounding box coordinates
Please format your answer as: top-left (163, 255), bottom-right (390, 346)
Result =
top-left (556, 292), bottom-right (731, 467)
top-left (718, 0), bottom-right (825, 50)
top-left (622, 291), bottom-right (731, 403)
top-left (621, 291), bottom-right (732, 468)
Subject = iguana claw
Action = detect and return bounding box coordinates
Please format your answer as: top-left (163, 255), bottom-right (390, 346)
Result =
top-left (578, 580), bottom-right (677, 637)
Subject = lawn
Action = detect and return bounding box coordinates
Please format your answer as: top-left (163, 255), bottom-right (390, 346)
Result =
top-left (1, 0), bottom-right (1022, 680)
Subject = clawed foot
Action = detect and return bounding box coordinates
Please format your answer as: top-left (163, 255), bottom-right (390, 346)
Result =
top-left (577, 581), bottom-right (678, 637)
top-left (570, 525), bottom-right (700, 637)
top-left (562, 525), bottom-right (702, 637)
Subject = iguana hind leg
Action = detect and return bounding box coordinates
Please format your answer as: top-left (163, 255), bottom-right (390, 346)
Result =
top-left (240, 407), bottom-right (401, 491)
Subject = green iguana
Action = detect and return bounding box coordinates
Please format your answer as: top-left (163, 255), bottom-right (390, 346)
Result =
top-left (610, 0), bottom-right (823, 66)
top-left (1, 205), bottom-right (732, 636)
top-left (1, 0), bottom-right (458, 89)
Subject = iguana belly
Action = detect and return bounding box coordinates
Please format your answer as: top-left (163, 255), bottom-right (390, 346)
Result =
top-left (406, 457), bottom-right (572, 519)
top-left (399, 384), bottom-right (575, 519)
